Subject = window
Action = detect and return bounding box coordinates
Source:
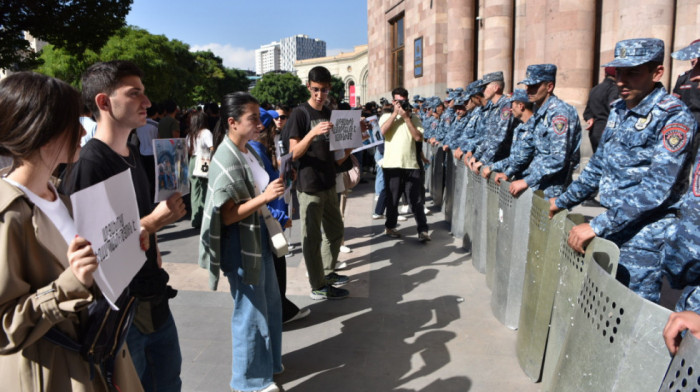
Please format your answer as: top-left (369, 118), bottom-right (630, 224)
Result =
top-left (391, 15), bottom-right (405, 88)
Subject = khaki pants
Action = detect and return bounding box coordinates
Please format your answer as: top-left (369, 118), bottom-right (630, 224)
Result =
top-left (297, 187), bottom-right (344, 290)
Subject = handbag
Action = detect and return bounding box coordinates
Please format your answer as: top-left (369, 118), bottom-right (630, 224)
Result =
top-left (260, 206), bottom-right (289, 257)
top-left (342, 154), bottom-right (361, 190)
top-left (192, 151), bottom-right (211, 178)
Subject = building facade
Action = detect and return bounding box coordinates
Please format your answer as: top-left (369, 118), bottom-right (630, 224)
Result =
top-left (295, 45), bottom-right (369, 107)
top-left (255, 41), bottom-right (281, 75)
top-left (367, 0), bottom-right (699, 113)
top-left (280, 34), bottom-right (327, 72)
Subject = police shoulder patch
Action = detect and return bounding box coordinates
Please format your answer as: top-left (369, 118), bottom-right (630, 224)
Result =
top-left (658, 96), bottom-right (682, 112)
top-left (661, 123), bottom-right (690, 153)
top-left (551, 115), bottom-right (568, 135)
top-left (693, 160), bottom-right (700, 197)
top-left (500, 106), bottom-right (511, 121)
top-left (431, 122), bottom-right (437, 129)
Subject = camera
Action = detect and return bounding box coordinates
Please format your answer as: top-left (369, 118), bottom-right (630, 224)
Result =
top-left (398, 99), bottom-right (413, 113)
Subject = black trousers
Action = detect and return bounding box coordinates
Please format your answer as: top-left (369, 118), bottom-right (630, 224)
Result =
top-left (272, 253), bottom-right (300, 322)
top-left (384, 167), bottom-right (428, 233)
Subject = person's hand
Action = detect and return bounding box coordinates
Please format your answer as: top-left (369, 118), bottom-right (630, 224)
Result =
top-left (67, 235), bottom-right (98, 288)
top-left (494, 172), bottom-right (508, 184)
top-left (360, 118), bottom-right (369, 133)
top-left (139, 227), bottom-right (149, 252)
top-left (151, 192), bottom-right (187, 229)
top-left (284, 219), bottom-right (292, 229)
top-left (263, 178), bottom-right (285, 202)
top-left (394, 101), bottom-right (409, 118)
top-left (568, 223), bottom-right (596, 253)
top-left (473, 161), bottom-right (483, 175)
top-left (664, 311), bottom-right (700, 355)
top-left (481, 166), bottom-right (491, 178)
top-left (442, 144), bottom-right (449, 151)
top-left (462, 154), bottom-right (470, 166)
top-left (465, 151), bottom-right (473, 160)
top-left (311, 121), bottom-right (333, 137)
top-left (585, 118), bottom-right (594, 131)
top-left (549, 197), bottom-right (562, 219)
top-left (509, 179), bottom-right (529, 196)
top-left (453, 148), bottom-right (463, 160)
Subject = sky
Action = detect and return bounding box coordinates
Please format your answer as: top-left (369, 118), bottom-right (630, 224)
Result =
top-left (125, 0), bottom-right (368, 71)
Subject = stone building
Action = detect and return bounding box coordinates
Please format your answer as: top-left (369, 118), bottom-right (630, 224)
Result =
top-left (295, 44), bottom-right (369, 107)
top-left (367, 0), bottom-right (699, 113)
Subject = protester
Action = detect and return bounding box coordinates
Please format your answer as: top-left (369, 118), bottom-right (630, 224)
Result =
top-left (0, 72), bottom-right (142, 391)
top-left (187, 111), bottom-right (213, 229)
top-left (61, 60), bottom-right (186, 391)
top-left (199, 92), bottom-right (284, 392)
top-left (583, 67), bottom-right (618, 153)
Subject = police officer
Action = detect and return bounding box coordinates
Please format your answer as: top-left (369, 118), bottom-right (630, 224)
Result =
top-left (509, 64), bottom-right (581, 198)
top-left (484, 89), bottom-right (535, 182)
top-left (454, 80), bottom-right (487, 163)
top-left (550, 38), bottom-right (697, 303)
top-left (671, 39), bottom-right (700, 154)
top-left (442, 95), bottom-right (470, 151)
top-left (469, 72), bottom-right (520, 173)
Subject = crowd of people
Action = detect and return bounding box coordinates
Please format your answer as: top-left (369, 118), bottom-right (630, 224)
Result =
top-left (0, 35), bottom-right (699, 392)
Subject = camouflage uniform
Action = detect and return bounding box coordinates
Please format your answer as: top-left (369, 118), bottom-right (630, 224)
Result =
top-left (556, 39), bottom-right (696, 303)
top-left (491, 116), bottom-right (536, 179)
top-left (473, 94), bottom-right (516, 165)
top-left (663, 149), bottom-right (700, 312)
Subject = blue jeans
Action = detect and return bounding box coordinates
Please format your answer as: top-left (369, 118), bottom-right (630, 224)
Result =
top-left (374, 148), bottom-right (385, 195)
top-left (222, 221), bottom-right (283, 391)
top-left (127, 312), bottom-right (182, 392)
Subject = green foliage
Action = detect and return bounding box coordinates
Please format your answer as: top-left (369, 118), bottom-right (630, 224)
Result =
top-left (330, 75), bottom-right (346, 104)
top-left (36, 26), bottom-right (250, 107)
top-left (250, 72), bottom-right (309, 107)
top-left (0, 0), bottom-right (132, 70)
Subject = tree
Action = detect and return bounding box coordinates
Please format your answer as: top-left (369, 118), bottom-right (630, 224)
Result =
top-left (0, 0), bottom-right (132, 70)
top-left (330, 75), bottom-right (346, 104)
top-left (191, 51), bottom-right (250, 104)
top-left (250, 72), bottom-right (309, 107)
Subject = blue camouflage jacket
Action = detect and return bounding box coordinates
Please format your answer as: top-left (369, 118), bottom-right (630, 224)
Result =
top-left (443, 112), bottom-right (471, 148)
top-left (491, 115), bottom-right (536, 178)
top-left (522, 94), bottom-right (582, 198)
top-left (435, 107), bottom-right (456, 142)
top-left (473, 95), bottom-right (515, 164)
top-left (457, 106), bottom-right (486, 152)
top-left (423, 115), bottom-right (438, 139)
top-left (556, 85), bottom-right (696, 239)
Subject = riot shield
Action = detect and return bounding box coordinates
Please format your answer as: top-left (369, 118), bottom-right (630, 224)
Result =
top-left (470, 170), bottom-right (488, 274)
top-left (485, 174), bottom-right (500, 289)
top-left (461, 165), bottom-right (476, 252)
top-left (430, 147), bottom-right (445, 207)
top-left (659, 333), bottom-right (700, 392)
top-left (443, 153), bottom-right (455, 225)
top-left (451, 162), bottom-right (468, 239)
top-left (424, 143), bottom-right (433, 191)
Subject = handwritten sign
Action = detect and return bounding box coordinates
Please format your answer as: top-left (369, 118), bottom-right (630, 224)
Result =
top-left (329, 110), bottom-right (363, 151)
top-left (70, 170), bottom-right (146, 309)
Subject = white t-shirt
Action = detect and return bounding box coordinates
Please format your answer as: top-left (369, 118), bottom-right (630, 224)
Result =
top-left (80, 116), bottom-right (98, 147)
top-left (187, 129), bottom-right (213, 157)
top-left (242, 149), bottom-right (269, 194)
top-left (3, 178), bottom-right (77, 245)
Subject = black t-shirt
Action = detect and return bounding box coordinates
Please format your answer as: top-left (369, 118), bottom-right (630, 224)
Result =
top-left (285, 102), bottom-right (337, 193)
top-left (60, 138), bottom-right (166, 298)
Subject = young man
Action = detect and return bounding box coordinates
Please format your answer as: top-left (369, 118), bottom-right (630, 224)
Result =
top-left (550, 38), bottom-right (697, 303)
top-left (380, 87), bottom-right (430, 242)
top-left (286, 66), bottom-right (353, 300)
top-left (158, 99), bottom-right (180, 139)
top-left (61, 60), bottom-right (186, 391)
top-left (508, 64), bottom-right (582, 199)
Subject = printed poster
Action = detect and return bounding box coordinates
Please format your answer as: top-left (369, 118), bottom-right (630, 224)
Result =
top-left (153, 138), bottom-right (190, 202)
top-left (70, 169), bottom-right (146, 310)
top-left (329, 110), bottom-right (363, 151)
top-left (352, 114), bottom-right (384, 153)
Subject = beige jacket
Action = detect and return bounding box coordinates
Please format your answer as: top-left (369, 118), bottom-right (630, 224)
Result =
top-left (0, 178), bottom-right (143, 392)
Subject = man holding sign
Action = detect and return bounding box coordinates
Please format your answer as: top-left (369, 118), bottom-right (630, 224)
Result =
top-left (381, 87), bottom-right (430, 242)
top-left (61, 61), bottom-right (186, 391)
top-left (286, 66), bottom-right (354, 300)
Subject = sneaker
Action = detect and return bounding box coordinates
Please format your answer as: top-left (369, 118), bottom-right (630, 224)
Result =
top-left (233, 383), bottom-right (280, 392)
top-left (385, 228), bottom-right (401, 238)
top-left (419, 231), bottom-right (432, 242)
top-left (424, 207), bottom-right (432, 215)
top-left (335, 261), bottom-right (348, 270)
top-left (397, 215), bottom-right (408, 221)
top-left (310, 285), bottom-right (349, 300)
top-left (325, 272), bottom-right (349, 285)
top-left (372, 213), bottom-right (385, 219)
top-left (283, 308), bottom-right (311, 325)
top-left (339, 245), bottom-right (352, 253)
top-left (400, 204), bottom-right (409, 214)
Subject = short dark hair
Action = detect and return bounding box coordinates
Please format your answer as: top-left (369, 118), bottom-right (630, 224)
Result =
top-left (308, 66), bottom-right (332, 84)
top-left (391, 87), bottom-right (409, 99)
top-left (81, 60), bottom-right (143, 120)
top-left (163, 99), bottom-right (177, 114)
top-left (0, 72), bottom-right (82, 170)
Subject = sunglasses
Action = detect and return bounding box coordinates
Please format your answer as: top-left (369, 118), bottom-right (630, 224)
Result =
top-left (309, 87), bottom-right (330, 94)
top-left (277, 115), bottom-right (288, 120)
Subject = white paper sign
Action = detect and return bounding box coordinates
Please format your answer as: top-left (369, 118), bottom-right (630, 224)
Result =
top-left (70, 170), bottom-right (146, 310)
top-left (352, 114), bottom-right (384, 153)
top-left (329, 110), bottom-right (363, 151)
top-left (153, 138), bottom-right (190, 202)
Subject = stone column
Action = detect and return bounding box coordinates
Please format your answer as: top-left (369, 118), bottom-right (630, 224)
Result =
top-left (600, 0), bottom-right (675, 88)
top-left (482, 0), bottom-right (514, 91)
top-left (446, 0), bottom-right (475, 88)
top-left (513, 0), bottom-right (546, 89)
top-left (671, 0), bottom-right (700, 86)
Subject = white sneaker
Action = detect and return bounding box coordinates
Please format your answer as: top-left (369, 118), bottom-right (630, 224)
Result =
top-left (398, 215), bottom-right (408, 221)
top-left (339, 245), bottom-right (351, 253)
top-left (424, 207), bottom-right (432, 215)
top-left (283, 308), bottom-right (311, 325)
top-left (335, 261), bottom-right (348, 270)
top-left (372, 213), bottom-right (385, 219)
top-left (233, 383), bottom-right (279, 392)
top-left (400, 205), bottom-right (409, 214)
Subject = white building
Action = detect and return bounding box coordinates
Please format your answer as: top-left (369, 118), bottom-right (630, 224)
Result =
top-left (254, 41), bottom-right (280, 75)
top-left (280, 34), bottom-right (326, 73)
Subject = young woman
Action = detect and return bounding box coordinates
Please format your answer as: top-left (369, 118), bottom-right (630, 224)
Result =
top-left (0, 72), bottom-right (142, 391)
top-left (187, 111), bottom-right (213, 228)
top-left (199, 92), bottom-right (284, 392)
